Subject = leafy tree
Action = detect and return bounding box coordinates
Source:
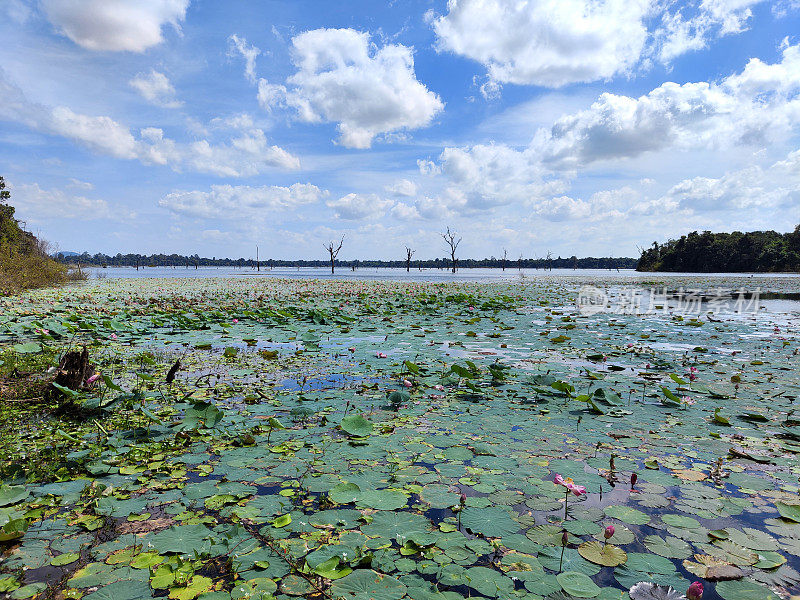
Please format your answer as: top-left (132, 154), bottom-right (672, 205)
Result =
top-left (637, 227), bottom-right (800, 272)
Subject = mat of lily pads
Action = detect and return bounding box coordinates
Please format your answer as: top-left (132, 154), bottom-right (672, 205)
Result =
top-left (1, 275), bottom-right (799, 600)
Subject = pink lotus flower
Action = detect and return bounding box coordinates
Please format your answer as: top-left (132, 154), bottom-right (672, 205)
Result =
top-left (604, 525), bottom-right (615, 539)
top-left (686, 581), bottom-right (703, 600)
top-left (375, 351), bottom-right (387, 358)
top-left (680, 396), bottom-right (695, 406)
top-left (110, 333), bottom-right (118, 340)
top-left (402, 379), bottom-right (413, 387)
top-left (232, 319), bottom-right (239, 324)
top-left (434, 384), bottom-right (445, 391)
top-left (554, 473), bottom-right (586, 496)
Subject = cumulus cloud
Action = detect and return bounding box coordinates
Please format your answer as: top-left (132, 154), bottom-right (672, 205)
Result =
top-left (430, 0), bottom-right (651, 88)
top-left (41, 0), bottom-right (189, 52)
top-left (228, 34), bottom-right (261, 84)
top-left (258, 28), bottom-right (443, 148)
top-left (326, 193), bottom-right (393, 219)
top-left (186, 129), bottom-right (300, 176)
top-left (160, 183), bottom-right (326, 219)
top-left (660, 148), bottom-right (800, 212)
top-left (50, 106), bottom-right (140, 159)
top-left (536, 42), bottom-right (800, 169)
top-left (0, 71), bottom-right (300, 175)
top-left (10, 182), bottom-right (116, 220)
top-left (415, 44), bottom-right (800, 218)
top-left (434, 144), bottom-right (568, 210)
top-left (385, 179), bottom-right (417, 197)
top-left (129, 70), bottom-right (183, 108)
top-left (390, 202), bottom-right (422, 221)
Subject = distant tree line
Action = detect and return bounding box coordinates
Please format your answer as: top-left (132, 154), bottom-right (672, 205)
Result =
top-left (54, 251), bottom-right (636, 271)
top-left (637, 226), bottom-right (800, 272)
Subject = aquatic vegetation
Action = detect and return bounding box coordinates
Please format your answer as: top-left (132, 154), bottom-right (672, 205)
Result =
top-left (0, 274), bottom-right (798, 600)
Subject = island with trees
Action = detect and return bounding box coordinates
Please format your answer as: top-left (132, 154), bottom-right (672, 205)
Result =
top-left (637, 227), bottom-right (800, 272)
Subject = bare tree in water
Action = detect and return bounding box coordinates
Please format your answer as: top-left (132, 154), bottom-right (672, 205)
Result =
top-left (501, 248), bottom-right (508, 271)
top-left (441, 227), bottom-right (462, 273)
top-left (324, 236), bottom-right (345, 274)
top-left (404, 246), bottom-right (415, 272)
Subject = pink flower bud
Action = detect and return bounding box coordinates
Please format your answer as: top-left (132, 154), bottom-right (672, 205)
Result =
top-left (460, 493), bottom-right (466, 505)
top-left (562, 531), bottom-right (569, 546)
top-left (630, 473), bottom-right (638, 488)
top-left (232, 319), bottom-right (238, 324)
top-left (402, 379), bottom-right (413, 387)
top-left (604, 525), bottom-right (615, 539)
top-left (86, 373), bottom-right (100, 385)
top-left (686, 581), bottom-right (703, 600)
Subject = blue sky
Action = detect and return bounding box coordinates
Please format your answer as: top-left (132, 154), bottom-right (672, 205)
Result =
top-left (1, 0), bottom-right (799, 260)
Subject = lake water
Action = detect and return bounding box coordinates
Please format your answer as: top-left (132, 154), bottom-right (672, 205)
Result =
top-left (86, 266), bottom-right (800, 282)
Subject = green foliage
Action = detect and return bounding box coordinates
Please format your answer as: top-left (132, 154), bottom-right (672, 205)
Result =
top-left (637, 226), bottom-right (800, 272)
top-left (0, 176), bottom-right (85, 295)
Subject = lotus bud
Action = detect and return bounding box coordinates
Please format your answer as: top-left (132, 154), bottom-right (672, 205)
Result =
top-left (686, 581), bottom-right (703, 600)
top-left (604, 525), bottom-right (615, 540)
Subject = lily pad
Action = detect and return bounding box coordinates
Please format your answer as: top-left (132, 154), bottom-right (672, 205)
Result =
top-left (578, 541), bottom-right (627, 566)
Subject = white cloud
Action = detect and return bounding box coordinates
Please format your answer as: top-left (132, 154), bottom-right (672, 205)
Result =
top-left (326, 193), bottom-right (393, 219)
top-left (68, 178), bottom-right (94, 190)
top-left (654, 0), bottom-right (766, 63)
top-left (385, 179), bottom-right (417, 197)
top-left (160, 183), bottom-right (326, 219)
top-left (390, 202), bottom-right (422, 221)
top-left (129, 70), bottom-right (183, 108)
top-left (257, 79), bottom-right (287, 113)
top-left (430, 0), bottom-right (651, 88)
top-left (532, 195), bottom-right (591, 221)
top-left (10, 182), bottom-right (115, 220)
top-left (228, 34), bottom-right (261, 84)
top-left (50, 106), bottom-right (140, 159)
top-left (536, 42), bottom-right (800, 169)
top-left (261, 28), bottom-right (443, 148)
top-left (187, 129), bottom-right (300, 176)
top-left (435, 143), bottom-right (568, 209)
top-left (660, 148), bottom-right (800, 212)
top-left (41, 0), bottom-right (189, 52)
top-left (0, 71), bottom-right (300, 175)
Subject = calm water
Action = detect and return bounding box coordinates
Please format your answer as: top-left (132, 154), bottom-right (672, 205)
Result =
top-left (86, 266), bottom-right (800, 282)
